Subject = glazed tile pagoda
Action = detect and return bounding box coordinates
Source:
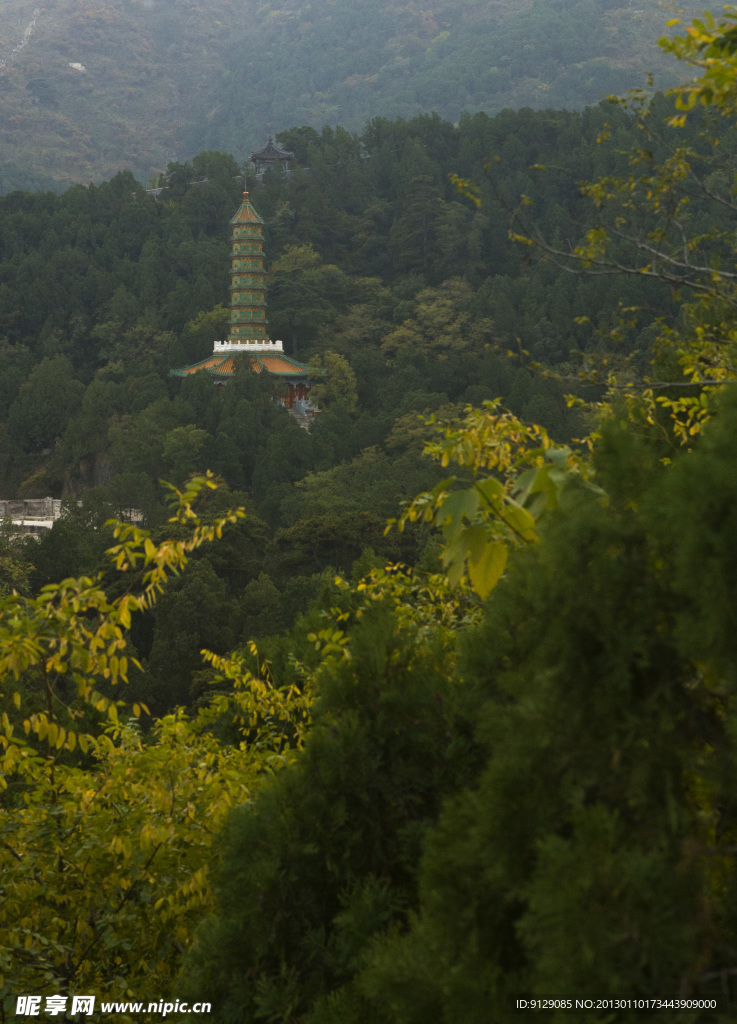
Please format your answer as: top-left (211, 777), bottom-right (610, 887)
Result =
top-left (170, 191), bottom-right (313, 412)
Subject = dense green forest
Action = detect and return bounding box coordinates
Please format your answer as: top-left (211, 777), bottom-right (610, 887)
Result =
top-left (6, 6), bottom-right (737, 1021)
top-left (0, 98), bottom-right (696, 709)
top-left (0, 0), bottom-right (700, 191)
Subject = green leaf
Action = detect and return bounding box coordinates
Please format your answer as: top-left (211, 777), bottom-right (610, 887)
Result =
top-left (467, 540), bottom-right (508, 599)
top-left (435, 488), bottom-right (480, 535)
top-left (546, 446), bottom-right (572, 468)
top-left (503, 502), bottom-right (538, 542)
top-left (475, 477), bottom-right (505, 506)
top-left (464, 524), bottom-right (490, 564)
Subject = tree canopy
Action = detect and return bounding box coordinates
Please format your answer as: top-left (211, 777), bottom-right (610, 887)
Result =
top-left (6, 6), bottom-right (737, 1021)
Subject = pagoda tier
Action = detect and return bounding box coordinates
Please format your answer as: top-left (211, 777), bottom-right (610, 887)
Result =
top-left (228, 191), bottom-right (269, 344)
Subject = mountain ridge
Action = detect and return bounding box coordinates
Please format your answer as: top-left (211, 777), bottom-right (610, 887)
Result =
top-left (0, 0), bottom-right (698, 192)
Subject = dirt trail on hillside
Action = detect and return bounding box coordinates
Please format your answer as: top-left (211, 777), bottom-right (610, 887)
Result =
top-left (1, 6), bottom-right (41, 71)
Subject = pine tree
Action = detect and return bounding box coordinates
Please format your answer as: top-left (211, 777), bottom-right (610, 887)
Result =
top-left (180, 600), bottom-right (480, 1023)
top-left (331, 392), bottom-right (737, 1023)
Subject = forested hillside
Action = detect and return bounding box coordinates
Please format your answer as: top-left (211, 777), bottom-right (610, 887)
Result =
top-left (5, 6), bottom-right (737, 1019)
top-left (0, 99), bottom-right (691, 706)
top-left (0, 0), bottom-right (698, 191)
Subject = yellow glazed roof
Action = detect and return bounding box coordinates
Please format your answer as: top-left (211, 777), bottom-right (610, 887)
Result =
top-left (230, 191), bottom-right (264, 224)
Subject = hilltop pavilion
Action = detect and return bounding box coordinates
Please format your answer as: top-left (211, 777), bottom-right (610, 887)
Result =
top-left (249, 137), bottom-right (294, 177)
top-left (170, 191), bottom-right (313, 412)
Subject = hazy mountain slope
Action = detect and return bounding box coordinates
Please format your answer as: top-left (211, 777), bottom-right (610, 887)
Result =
top-left (0, 0), bottom-right (231, 190)
top-left (0, 0), bottom-right (696, 192)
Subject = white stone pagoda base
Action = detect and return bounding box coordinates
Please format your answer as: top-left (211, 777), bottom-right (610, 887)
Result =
top-left (213, 339), bottom-right (284, 353)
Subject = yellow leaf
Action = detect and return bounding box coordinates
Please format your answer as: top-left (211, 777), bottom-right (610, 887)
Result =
top-left (468, 540), bottom-right (508, 600)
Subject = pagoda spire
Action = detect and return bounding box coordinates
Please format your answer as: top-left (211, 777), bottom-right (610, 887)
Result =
top-left (227, 191), bottom-right (269, 344)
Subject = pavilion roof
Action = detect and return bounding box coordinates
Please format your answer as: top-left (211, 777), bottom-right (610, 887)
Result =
top-left (170, 350), bottom-right (310, 380)
top-left (249, 137), bottom-right (294, 163)
top-left (254, 353), bottom-right (310, 375)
